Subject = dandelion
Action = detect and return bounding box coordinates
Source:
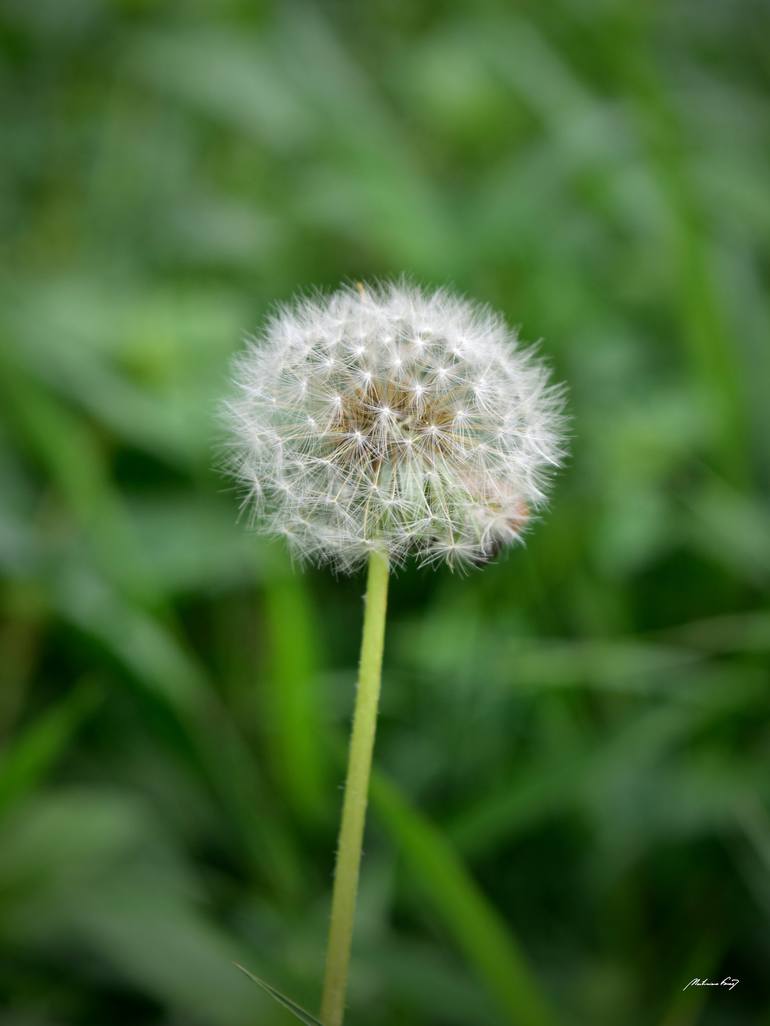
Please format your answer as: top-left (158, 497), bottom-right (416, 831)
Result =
top-left (223, 280), bottom-right (566, 1026)
top-left (224, 281), bottom-right (565, 574)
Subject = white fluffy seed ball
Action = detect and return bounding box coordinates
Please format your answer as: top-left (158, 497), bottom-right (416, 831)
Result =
top-left (223, 281), bottom-right (566, 572)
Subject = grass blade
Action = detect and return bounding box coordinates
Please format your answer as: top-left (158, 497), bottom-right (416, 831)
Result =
top-left (263, 569), bottom-right (329, 825)
top-left (371, 772), bottom-right (559, 1026)
top-left (234, 963), bottom-right (324, 1025)
top-left (0, 681), bottom-right (100, 818)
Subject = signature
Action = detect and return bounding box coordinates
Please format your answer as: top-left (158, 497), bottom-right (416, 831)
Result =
top-left (683, 977), bottom-right (740, 992)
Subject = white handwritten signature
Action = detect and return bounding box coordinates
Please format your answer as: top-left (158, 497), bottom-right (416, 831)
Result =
top-left (683, 977), bottom-right (739, 992)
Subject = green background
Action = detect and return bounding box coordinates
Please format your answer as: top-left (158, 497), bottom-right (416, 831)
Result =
top-left (2, 2), bottom-right (769, 1024)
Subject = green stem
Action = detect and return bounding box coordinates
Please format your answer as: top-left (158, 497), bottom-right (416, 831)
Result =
top-left (320, 550), bottom-right (389, 1026)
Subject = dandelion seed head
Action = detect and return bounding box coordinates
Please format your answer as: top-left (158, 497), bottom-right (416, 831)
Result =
top-left (223, 280), bottom-right (567, 571)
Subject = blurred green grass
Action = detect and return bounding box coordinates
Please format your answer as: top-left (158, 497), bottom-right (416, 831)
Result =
top-left (1, 1), bottom-right (769, 1024)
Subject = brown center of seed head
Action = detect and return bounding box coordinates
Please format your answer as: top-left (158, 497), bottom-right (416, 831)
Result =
top-left (326, 367), bottom-right (461, 471)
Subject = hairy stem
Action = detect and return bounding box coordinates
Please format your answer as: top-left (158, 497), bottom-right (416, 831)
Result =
top-left (320, 550), bottom-right (389, 1026)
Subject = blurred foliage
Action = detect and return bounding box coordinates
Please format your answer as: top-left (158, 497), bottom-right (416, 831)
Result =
top-left (1, 1), bottom-right (769, 1024)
